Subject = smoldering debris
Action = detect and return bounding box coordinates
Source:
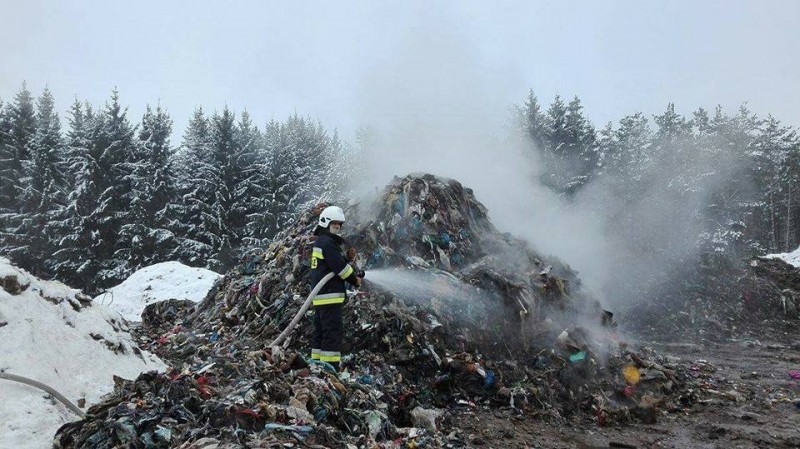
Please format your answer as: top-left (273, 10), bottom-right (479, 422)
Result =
top-left (56, 174), bottom-right (707, 448)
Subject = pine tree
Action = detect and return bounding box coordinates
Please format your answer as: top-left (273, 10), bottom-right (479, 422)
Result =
top-left (545, 95), bottom-right (568, 156)
top-left (49, 100), bottom-right (98, 288)
top-left (322, 128), bottom-right (357, 199)
top-left (752, 114), bottom-right (798, 252)
top-left (236, 110), bottom-right (271, 250)
top-left (116, 105), bottom-right (178, 271)
top-left (783, 140), bottom-right (800, 249)
top-left (257, 114), bottom-right (347, 240)
top-left (49, 91), bottom-right (137, 292)
top-left (259, 119), bottom-right (290, 239)
top-left (652, 103), bottom-right (692, 160)
top-left (563, 96), bottom-right (598, 194)
top-left (0, 84), bottom-right (38, 268)
top-left (173, 107), bottom-right (215, 265)
top-left (202, 108), bottom-right (268, 268)
top-left (651, 103), bottom-right (695, 197)
top-left (205, 107), bottom-right (239, 270)
top-left (594, 122), bottom-right (616, 175)
top-left (695, 106), bottom-right (759, 256)
top-left (264, 115), bottom-right (330, 235)
top-left (592, 113), bottom-right (654, 275)
top-left (93, 89), bottom-right (138, 287)
top-left (538, 95), bottom-right (598, 196)
top-left (540, 94), bottom-right (569, 193)
top-left (11, 88), bottom-right (67, 274)
top-left (612, 113), bottom-right (652, 179)
top-left (516, 89), bottom-right (547, 152)
top-left (175, 106), bottom-right (255, 271)
top-left (6, 84), bottom-right (37, 204)
top-left (0, 100), bottom-right (13, 247)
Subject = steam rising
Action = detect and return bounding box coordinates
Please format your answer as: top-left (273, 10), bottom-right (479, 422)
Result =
top-left (348, 13), bottom-right (753, 314)
top-left (350, 18), bottom-right (614, 305)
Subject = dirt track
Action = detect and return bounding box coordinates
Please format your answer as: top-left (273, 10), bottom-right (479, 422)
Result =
top-left (446, 329), bottom-right (800, 448)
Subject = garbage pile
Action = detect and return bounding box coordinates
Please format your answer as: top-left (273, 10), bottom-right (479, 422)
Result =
top-left (628, 249), bottom-right (800, 342)
top-left (55, 174), bottom-right (698, 448)
top-left (743, 255), bottom-right (800, 319)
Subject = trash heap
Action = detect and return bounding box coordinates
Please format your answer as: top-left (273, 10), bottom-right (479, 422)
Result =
top-left (744, 255), bottom-right (800, 319)
top-left (628, 251), bottom-right (800, 341)
top-left (56, 174), bottom-right (696, 448)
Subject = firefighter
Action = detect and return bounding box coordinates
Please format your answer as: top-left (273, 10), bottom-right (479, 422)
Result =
top-left (309, 205), bottom-right (361, 371)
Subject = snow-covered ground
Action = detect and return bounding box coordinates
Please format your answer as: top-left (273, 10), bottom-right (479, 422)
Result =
top-left (94, 261), bottom-right (221, 321)
top-left (765, 246), bottom-right (800, 268)
top-left (0, 257), bottom-right (166, 449)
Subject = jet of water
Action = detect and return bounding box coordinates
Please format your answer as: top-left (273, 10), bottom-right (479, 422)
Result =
top-left (361, 267), bottom-right (481, 305)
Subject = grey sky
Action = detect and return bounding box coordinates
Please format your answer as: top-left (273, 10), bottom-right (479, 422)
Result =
top-left (2, 0), bottom-right (798, 138)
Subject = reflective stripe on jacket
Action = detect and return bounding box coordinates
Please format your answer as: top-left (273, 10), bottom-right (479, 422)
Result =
top-left (309, 229), bottom-right (357, 306)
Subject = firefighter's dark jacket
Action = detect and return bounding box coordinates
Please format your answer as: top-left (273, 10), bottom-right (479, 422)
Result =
top-left (309, 227), bottom-right (358, 306)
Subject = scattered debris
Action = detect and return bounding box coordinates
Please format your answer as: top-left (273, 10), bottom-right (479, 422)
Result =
top-left (628, 251), bottom-right (800, 342)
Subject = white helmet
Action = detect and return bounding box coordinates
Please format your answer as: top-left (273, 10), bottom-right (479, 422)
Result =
top-left (318, 206), bottom-right (346, 228)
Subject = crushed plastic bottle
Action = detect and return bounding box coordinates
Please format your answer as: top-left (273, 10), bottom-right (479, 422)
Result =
top-left (569, 351), bottom-right (587, 363)
top-left (484, 371), bottom-right (496, 388)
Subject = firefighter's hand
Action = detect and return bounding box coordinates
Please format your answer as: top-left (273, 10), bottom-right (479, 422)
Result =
top-left (353, 276), bottom-right (362, 288)
top-left (346, 247), bottom-right (357, 262)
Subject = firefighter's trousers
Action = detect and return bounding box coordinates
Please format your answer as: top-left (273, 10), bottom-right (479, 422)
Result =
top-left (311, 303), bottom-right (343, 370)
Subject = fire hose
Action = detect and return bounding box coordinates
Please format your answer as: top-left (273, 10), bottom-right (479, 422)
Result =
top-left (269, 266), bottom-right (365, 348)
top-left (0, 265), bottom-right (364, 418)
top-left (0, 372), bottom-right (86, 418)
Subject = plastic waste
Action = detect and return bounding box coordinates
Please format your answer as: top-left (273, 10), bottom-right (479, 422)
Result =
top-left (362, 410), bottom-right (386, 439)
top-left (569, 351), bottom-right (587, 363)
top-left (358, 374), bottom-right (374, 384)
top-left (623, 385), bottom-right (635, 397)
top-left (484, 371), bottom-right (496, 388)
top-left (264, 423), bottom-right (314, 434)
top-left (154, 426), bottom-right (172, 442)
top-left (410, 407), bottom-right (442, 432)
top-left (623, 365), bottom-right (641, 385)
top-left (308, 359), bottom-right (338, 374)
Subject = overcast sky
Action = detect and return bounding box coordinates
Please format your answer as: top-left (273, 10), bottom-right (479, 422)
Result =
top-left (1, 0), bottom-right (798, 140)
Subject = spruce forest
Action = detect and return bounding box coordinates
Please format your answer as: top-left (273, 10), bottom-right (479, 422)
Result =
top-left (1, 84), bottom-right (798, 296)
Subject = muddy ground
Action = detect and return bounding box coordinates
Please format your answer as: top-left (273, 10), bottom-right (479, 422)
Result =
top-left (441, 324), bottom-right (800, 449)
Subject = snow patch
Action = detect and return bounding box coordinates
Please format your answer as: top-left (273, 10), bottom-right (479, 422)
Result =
top-left (94, 261), bottom-right (221, 321)
top-left (0, 256), bottom-right (165, 449)
top-left (764, 246), bottom-right (800, 268)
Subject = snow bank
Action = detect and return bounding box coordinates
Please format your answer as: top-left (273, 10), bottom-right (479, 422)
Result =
top-left (94, 261), bottom-right (221, 321)
top-left (0, 257), bottom-right (165, 449)
top-left (764, 246), bottom-right (800, 268)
